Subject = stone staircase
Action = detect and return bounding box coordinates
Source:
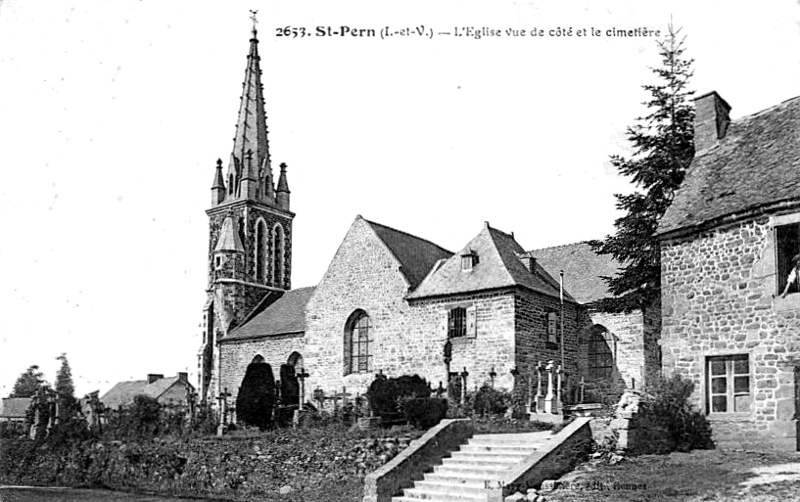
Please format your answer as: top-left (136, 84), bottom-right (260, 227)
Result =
top-left (391, 431), bottom-right (552, 502)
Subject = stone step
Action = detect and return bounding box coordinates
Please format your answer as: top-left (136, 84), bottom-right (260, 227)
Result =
top-left (413, 479), bottom-right (490, 494)
top-left (433, 463), bottom-right (513, 478)
top-left (402, 485), bottom-right (487, 501)
top-left (455, 446), bottom-right (537, 458)
top-left (468, 431), bottom-right (552, 446)
top-left (422, 472), bottom-right (492, 487)
top-left (447, 452), bottom-right (528, 465)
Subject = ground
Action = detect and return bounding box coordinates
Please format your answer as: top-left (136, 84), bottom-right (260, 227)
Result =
top-left (542, 449), bottom-right (800, 502)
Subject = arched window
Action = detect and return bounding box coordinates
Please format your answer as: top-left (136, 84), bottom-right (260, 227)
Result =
top-left (344, 310), bottom-right (373, 375)
top-left (254, 219), bottom-right (268, 283)
top-left (272, 224), bottom-right (285, 287)
top-left (588, 328), bottom-right (613, 379)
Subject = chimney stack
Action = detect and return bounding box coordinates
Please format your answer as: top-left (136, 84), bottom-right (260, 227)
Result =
top-left (177, 372), bottom-right (188, 383)
top-left (147, 373), bottom-right (164, 384)
top-left (694, 91), bottom-right (731, 153)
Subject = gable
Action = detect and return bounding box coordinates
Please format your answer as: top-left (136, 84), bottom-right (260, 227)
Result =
top-left (659, 95), bottom-right (800, 237)
top-left (408, 223), bottom-right (568, 300)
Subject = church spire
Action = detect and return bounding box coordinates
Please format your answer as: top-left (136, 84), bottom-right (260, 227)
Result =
top-left (276, 162), bottom-right (290, 210)
top-left (228, 11), bottom-right (271, 201)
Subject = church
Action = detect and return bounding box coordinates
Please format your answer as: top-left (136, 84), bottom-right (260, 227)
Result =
top-left (196, 24), bottom-right (661, 417)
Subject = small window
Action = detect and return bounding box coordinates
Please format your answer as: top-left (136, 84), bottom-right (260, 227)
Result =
top-left (707, 355), bottom-right (751, 414)
top-left (546, 311), bottom-right (559, 344)
top-left (777, 223), bottom-right (800, 297)
top-left (448, 307), bottom-right (467, 338)
top-left (460, 251), bottom-right (478, 271)
top-left (215, 256), bottom-right (222, 269)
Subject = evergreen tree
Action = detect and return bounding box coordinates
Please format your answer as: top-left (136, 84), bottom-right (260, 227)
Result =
top-left (10, 365), bottom-right (48, 398)
top-left (54, 353), bottom-right (78, 419)
top-left (589, 25), bottom-right (695, 312)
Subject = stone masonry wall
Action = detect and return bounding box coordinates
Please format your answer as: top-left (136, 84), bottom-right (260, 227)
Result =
top-left (661, 214), bottom-right (800, 450)
top-left (304, 217), bottom-right (518, 397)
top-left (219, 333), bottom-right (305, 408)
top-left (514, 289), bottom-right (581, 400)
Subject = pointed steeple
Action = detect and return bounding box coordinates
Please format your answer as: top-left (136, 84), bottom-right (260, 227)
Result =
top-left (276, 162), bottom-right (290, 210)
top-left (228, 14), bottom-right (271, 201)
top-left (211, 159), bottom-right (226, 206)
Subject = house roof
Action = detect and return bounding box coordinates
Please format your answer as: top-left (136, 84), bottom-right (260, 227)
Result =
top-left (0, 397), bottom-right (32, 418)
top-left (530, 242), bottom-right (621, 304)
top-left (658, 95), bottom-right (800, 237)
top-left (226, 286), bottom-right (316, 340)
top-left (100, 376), bottom-right (192, 410)
top-left (408, 223), bottom-right (570, 300)
top-left (366, 219), bottom-right (453, 289)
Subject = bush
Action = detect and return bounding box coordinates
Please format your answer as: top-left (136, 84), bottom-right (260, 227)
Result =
top-left (402, 398), bottom-right (447, 429)
top-left (644, 374), bottom-right (713, 451)
top-left (366, 374), bottom-right (430, 421)
top-left (473, 384), bottom-right (510, 417)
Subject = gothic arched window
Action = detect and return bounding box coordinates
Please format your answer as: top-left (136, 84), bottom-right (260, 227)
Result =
top-left (273, 224), bottom-right (285, 287)
top-left (255, 219), bottom-right (268, 283)
top-left (344, 310), bottom-right (373, 375)
top-left (589, 329), bottom-right (613, 379)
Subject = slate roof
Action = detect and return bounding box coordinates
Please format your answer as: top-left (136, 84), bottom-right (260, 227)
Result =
top-left (0, 397), bottom-right (32, 419)
top-left (408, 223), bottom-right (570, 301)
top-left (531, 242), bottom-right (621, 304)
top-left (101, 376), bottom-right (192, 410)
top-left (226, 287), bottom-right (316, 340)
top-left (366, 219), bottom-right (454, 289)
top-left (215, 216), bottom-right (244, 252)
top-left (658, 95), bottom-right (800, 236)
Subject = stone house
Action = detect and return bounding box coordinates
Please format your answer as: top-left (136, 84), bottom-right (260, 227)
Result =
top-left (198, 23), bottom-right (660, 418)
top-left (658, 91), bottom-right (800, 450)
top-left (0, 397), bottom-right (31, 423)
top-left (101, 372), bottom-right (195, 410)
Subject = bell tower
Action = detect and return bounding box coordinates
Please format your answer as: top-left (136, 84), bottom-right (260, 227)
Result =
top-left (198, 15), bottom-right (295, 403)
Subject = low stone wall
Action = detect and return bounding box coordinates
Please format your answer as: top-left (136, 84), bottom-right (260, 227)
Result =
top-left (363, 419), bottom-right (474, 502)
top-left (485, 417), bottom-right (593, 501)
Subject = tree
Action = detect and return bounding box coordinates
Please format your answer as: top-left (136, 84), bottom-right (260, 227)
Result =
top-left (236, 361), bottom-right (276, 430)
top-left (54, 353), bottom-right (78, 419)
top-left (10, 365), bottom-right (48, 398)
top-left (589, 24), bottom-right (695, 312)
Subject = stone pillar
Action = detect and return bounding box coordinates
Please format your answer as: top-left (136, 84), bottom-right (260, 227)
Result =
top-left (297, 367), bottom-right (309, 412)
top-left (216, 388), bottom-right (231, 436)
top-left (555, 365), bottom-right (563, 414)
top-left (544, 361), bottom-right (555, 414)
top-left (460, 367), bottom-right (469, 406)
top-left (533, 362), bottom-right (544, 413)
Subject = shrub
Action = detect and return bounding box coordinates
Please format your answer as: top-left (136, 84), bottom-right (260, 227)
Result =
top-left (402, 398), bottom-right (447, 429)
top-left (366, 374), bottom-right (431, 421)
top-left (644, 374), bottom-right (713, 451)
top-left (236, 361), bottom-right (277, 430)
top-left (473, 384), bottom-right (510, 416)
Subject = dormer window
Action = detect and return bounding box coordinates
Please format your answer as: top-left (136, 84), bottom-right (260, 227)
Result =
top-left (461, 251), bottom-right (478, 271)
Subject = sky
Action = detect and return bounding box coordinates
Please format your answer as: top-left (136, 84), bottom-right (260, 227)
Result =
top-left (0, 0), bottom-right (798, 398)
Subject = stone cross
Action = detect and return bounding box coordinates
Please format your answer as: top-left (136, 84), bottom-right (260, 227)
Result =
top-left (579, 376), bottom-right (586, 404)
top-left (489, 367), bottom-right (497, 388)
top-left (460, 367), bottom-right (469, 406)
top-left (533, 362), bottom-right (544, 413)
top-left (297, 366), bottom-right (309, 411)
top-left (216, 388), bottom-right (231, 425)
top-left (544, 361), bottom-right (555, 413)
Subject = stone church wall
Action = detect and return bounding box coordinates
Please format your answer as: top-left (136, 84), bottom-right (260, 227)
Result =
top-left (219, 333), bottom-right (304, 404)
top-left (661, 214), bottom-right (800, 450)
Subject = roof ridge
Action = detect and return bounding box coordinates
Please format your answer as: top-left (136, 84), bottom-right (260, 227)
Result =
top-left (529, 240), bottom-right (595, 253)
top-left (364, 219), bottom-right (452, 255)
top-left (733, 94), bottom-right (800, 124)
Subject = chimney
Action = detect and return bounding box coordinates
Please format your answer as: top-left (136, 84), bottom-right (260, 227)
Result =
top-left (694, 91), bottom-right (732, 153)
top-left (177, 372), bottom-right (188, 383)
top-left (147, 373), bottom-right (164, 384)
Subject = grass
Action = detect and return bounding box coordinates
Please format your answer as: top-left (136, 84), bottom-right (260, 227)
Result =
top-left (542, 449), bottom-right (800, 502)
